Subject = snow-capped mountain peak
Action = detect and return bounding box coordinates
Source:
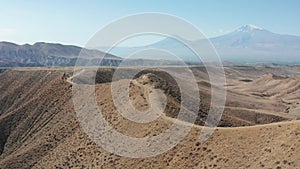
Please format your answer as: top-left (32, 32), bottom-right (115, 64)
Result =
top-left (236, 24), bottom-right (264, 32)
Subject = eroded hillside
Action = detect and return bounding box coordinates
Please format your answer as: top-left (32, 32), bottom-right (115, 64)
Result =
top-left (0, 66), bottom-right (299, 169)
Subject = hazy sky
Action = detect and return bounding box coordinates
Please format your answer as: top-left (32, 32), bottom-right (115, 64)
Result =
top-left (1, 0), bottom-right (300, 46)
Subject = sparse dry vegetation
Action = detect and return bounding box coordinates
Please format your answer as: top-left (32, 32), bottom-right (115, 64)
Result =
top-left (0, 66), bottom-right (299, 168)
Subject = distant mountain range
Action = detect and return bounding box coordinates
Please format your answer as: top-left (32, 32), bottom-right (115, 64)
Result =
top-left (103, 24), bottom-right (300, 64)
top-left (210, 24), bottom-right (300, 63)
top-left (1, 24), bottom-right (300, 67)
top-left (0, 42), bottom-right (194, 67)
top-left (0, 42), bottom-right (121, 67)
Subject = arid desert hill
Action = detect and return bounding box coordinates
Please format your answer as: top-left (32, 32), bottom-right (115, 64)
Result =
top-left (0, 66), bottom-right (299, 169)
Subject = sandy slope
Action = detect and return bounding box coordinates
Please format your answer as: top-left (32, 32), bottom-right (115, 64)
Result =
top-left (0, 66), bottom-right (299, 169)
top-left (31, 116), bottom-right (300, 169)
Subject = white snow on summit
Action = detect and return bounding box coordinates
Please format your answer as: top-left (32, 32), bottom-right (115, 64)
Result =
top-left (236, 24), bottom-right (264, 32)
